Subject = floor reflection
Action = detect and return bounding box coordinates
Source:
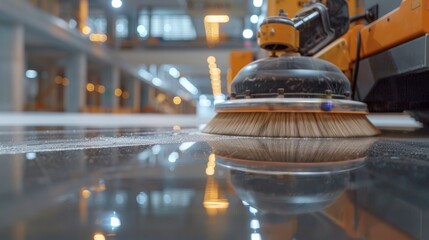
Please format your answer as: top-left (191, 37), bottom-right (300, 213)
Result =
top-left (0, 128), bottom-right (429, 239)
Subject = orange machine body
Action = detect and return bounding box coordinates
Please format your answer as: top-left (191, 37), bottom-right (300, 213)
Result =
top-left (359, 0), bottom-right (429, 59)
top-left (228, 50), bottom-right (254, 93)
top-left (320, 0), bottom-right (429, 73)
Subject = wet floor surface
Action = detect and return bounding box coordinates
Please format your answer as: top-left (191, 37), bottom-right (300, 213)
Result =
top-left (0, 126), bottom-right (429, 240)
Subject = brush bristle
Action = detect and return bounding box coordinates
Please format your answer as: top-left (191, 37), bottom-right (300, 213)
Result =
top-left (203, 112), bottom-right (380, 137)
top-left (210, 138), bottom-right (376, 163)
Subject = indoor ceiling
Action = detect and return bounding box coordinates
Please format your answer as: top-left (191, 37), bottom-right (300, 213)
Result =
top-left (28, 0), bottom-right (262, 99)
top-left (86, 0), bottom-right (259, 98)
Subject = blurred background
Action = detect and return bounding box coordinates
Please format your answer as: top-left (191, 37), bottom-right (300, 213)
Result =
top-left (0, 0), bottom-right (271, 118)
top-left (0, 0), bottom-right (409, 120)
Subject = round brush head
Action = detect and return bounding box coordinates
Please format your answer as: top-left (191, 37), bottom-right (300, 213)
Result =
top-left (212, 138), bottom-right (376, 174)
top-left (202, 55), bottom-right (380, 138)
top-left (210, 138), bottom-right (375, 215)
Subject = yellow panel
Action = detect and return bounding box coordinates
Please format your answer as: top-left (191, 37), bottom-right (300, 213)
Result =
top-left (360, 0), bottom-right (429, 58)
top-left (267, 0), bottom-right (310, 17)
top-left (228, 51), bottom-right (254, 93)
top-left (78, 0), bottom-right (88, 33)
top-left (258, 23), bottom-right (300, 52)
top-left (314, 38), bottom-right (351, 73)
top-left (346, 0), bottom-right (365, 18)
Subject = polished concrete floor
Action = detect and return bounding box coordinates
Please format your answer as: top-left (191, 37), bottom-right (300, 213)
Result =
top-left (0, 113), bottom-right (428, 239)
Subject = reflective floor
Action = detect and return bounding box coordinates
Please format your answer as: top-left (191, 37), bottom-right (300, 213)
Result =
top-left (0, 124), bottom-right (429, 240)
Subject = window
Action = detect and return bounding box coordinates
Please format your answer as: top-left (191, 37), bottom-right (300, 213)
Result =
top-left (137, 15), bottom-right (150, 38)
top-left (138, 9), bottom-right (197, 40)
top-left (116, 16), bottom-right (128, 38)
top-left (87, 17), bottom-right (106, 34)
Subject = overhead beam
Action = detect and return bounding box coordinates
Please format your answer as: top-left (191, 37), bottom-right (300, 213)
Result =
top-left (115, 49), bottom-right (235, 69)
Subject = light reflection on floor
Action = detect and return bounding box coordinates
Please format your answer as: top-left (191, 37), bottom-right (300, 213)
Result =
top-left (0, 113), bottom-right (427, 239)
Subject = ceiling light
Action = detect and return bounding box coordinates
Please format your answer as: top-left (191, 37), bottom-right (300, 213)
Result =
top-left (169, 67), bottom-right (180, 78)
top-left (253, 0), bottom-right (263, 8)
top-left (152, 78), bottom-right (162, 86)
top-left (110, 216), bottom-right (121, 227)
top-left (82, 25), bottom-right (91, 35)
top-left (242, 29), bottom-right (254, 39)
top-left (97, 85), bottom-right (105, 94)
top-left (250, 15), bottom-right (259, 24)
top-left (116, 22), bottom-right (125, 33)
top-left (136, 192), bottom-right (148, 205)
top-left (156, 93), bottom-right (166, 102)
top-left (114, 88), bottom-right (122, 97)
top-left (179, 77), bottom-right (199, 95)
top-left (111, 0), bottom-right (122, 8)
top-left (204, 15), bottom-right (230, 23)
top-left (208, 63), bottom-right (217, 69)
top-left (209, 68), bottom-right (221, 75)
top-left (205, 167), bottom-right (214, 175)
top-left (249, 206), bottom-right (258, 214)
top-left (86, 83), bottom-right (95, 92)
top-left (207, 56), bottom-right (216, 64)
top-left (137, 25), bottom-right (148, 37)
top-left (173, 96), bottom-right (182, 105)
top-left (138, 68), bottom-right (153, 80)
top-left (89, 33), bottom-right (107, 42)
top-left (25, 70), bottom-right (37, 79)
top-left (250, 219), bottom-right (260, 229)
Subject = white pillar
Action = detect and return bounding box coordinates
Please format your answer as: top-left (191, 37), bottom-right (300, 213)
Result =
top-left (133, 79), bottom-right (141, 112)
top-left (65, 53), bottom-right (87, 112)
top-left (0, 24), bottom-right (25, 111)
top-left (106, 10), bottom-right (117, 48)
top-left (101, 67), bottom-right (120, 110)
top-left (46, 64), bottom-right (59, 111)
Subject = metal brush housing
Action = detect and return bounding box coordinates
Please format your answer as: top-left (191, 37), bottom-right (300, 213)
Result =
top-left (231, 55), bottom-right (350, 99)
top-left (217, 55), bottom-right (368, 114)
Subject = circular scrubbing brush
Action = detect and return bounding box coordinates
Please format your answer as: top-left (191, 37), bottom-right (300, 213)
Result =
top-left (211, 138), bottom-right (375, 174)
top-left (210, 137), bottom-right (374, 214)
top-left (203, 6), bottom-right (380, 138)
top-left (203, 56), bottom-right (380, 137)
